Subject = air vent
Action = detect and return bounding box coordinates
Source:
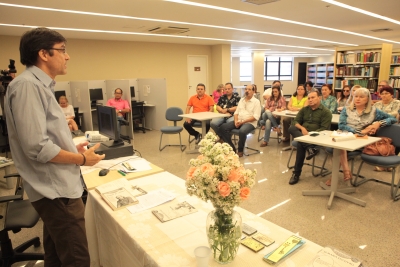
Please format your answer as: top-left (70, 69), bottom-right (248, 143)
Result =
top-left (148, 26), bottom-right (189, 35)
top-left (370, 28), bottom-right (393, 32)
top-left (242, 0), bottom-right (279, 5)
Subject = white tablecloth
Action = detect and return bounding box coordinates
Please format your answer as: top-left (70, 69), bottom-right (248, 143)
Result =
top-left (86, 171), bottom-right (322, 267)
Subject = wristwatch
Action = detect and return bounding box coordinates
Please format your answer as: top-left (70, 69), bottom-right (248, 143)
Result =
top-left (118, 109), bottom-right (121, 113)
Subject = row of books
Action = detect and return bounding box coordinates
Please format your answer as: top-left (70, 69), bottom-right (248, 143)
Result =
top-left (389, 78), bottom-right (400, 89)
top-left (392, 55), bottom-right (400, 64)
top-left (389, 66), bottom-right (400, 76)
top-left (336, 66), bottom-right (379, 77)
top-left (337, 51), bottom-right (381, 64)
top-left (334, 79), bottom-right (378, 91)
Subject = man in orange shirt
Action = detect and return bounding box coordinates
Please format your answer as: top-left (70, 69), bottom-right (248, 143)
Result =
top-left (184, 83), bottom-right (214, 144)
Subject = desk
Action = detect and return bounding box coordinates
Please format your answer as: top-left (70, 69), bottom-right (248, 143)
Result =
top-left (143, 103), bottom-right (155, 130)
top-left (295, 132), bottom-right (380, 209)
top-left (83, 163), bottom-right (164, 190)
top-left (179, 112), bottom-right (229, 154)
top-left (86, 171), bottom-right (323, 267)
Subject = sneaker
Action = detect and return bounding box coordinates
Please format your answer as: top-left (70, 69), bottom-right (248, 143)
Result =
top-left (195, 133), bottom-right (202, 144)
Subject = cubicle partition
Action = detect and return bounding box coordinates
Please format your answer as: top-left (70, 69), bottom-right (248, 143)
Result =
top-left (54, 81), bottom-right (72, 104)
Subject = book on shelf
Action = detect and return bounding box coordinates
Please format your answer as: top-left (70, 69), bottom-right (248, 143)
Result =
top-left (151, 201), bottom-right (197, 222)
top-left (95, 178), bottom-right (147, 211)
top-left (391, 55), bottom-right (400, 64)
top-left (306, 246), bottom-right (363, 267)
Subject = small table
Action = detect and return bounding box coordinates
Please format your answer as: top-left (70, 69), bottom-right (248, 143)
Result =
top-left (179, 112), bottom-right (230, 154)
top-left (295, 132), bottom-right (380, 209)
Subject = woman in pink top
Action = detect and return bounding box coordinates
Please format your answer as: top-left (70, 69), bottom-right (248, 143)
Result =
top-left (212, 84), bottom-right (225, 103)
top-left (260, 85), bottom-right (286, 146)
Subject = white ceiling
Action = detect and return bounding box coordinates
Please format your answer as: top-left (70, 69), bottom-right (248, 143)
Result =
top-left (1, 0), bottom-right (399, 57)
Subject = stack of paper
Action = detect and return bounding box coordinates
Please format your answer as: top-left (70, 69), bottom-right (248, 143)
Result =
top-left (306, 246), bottom-right (363, 267)
top-left (263, 235), bottom-right (305, 265)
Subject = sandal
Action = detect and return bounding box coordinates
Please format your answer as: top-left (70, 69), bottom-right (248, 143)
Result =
top-left (325, 178), bottom-right (331, 186)
top-left (374, 166), bottom-right (386, 172)
top-left (343, 170), bottom-right (352, 182)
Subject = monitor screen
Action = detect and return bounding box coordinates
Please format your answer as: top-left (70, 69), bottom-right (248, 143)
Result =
top-left (54, 90), bottom-right (66, 102)
top-left (89, 88), bottom-right (104, 101)
top-left (96, 105), bottom-right (123, 147)
top-left (130, 86), bottom-right (135, 98)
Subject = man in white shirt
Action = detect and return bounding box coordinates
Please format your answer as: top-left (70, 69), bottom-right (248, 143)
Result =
top-left (263, 80), bottom-right (283, 100)
top-left (220, 84), bottom-right (261, 157)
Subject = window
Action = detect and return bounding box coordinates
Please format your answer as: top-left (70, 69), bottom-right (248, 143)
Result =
top-left (265, 57), bottom-right (293, 81)
top-left (240, 57), bottom-right (252, 82)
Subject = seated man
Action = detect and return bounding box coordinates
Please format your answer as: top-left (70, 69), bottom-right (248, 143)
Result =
top-left (288, 89), bottom-right (332, 185)
top-left (220, 84), bottom-right (261, 157)
top-left (106, 88), bottom-right (131, 137)
top-left (184, 83), bottom-right (214, 144)
top-left (210, 82), bottom-right (241, 142)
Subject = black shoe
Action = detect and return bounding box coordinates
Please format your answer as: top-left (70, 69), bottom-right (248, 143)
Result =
top-left (289, 173), bottom-right (300, 185)
top-left (306, 147), bottom-right (319, 160)
top-left (195, 133), bottom-right (202, 144)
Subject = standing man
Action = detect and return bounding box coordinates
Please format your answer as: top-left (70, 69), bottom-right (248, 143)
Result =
top-left (106, 88), bottom-right (131, 136)
top-left (220, 84), bottom-right (261, 157)
top-left (288, 89), bottom-right (332, 185)
top-left (5, 27), bottom-right (104, 267)
top-left (210, 82), bottom-right (241, 142)
top-left (184, 83), bottom-right (214, 144)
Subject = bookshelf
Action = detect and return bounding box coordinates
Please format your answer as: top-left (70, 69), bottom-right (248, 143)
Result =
top-left (389, 49), bottom-right (400, 98)
top-left (333, 44), bottom-right (393, 93)
top-left (306, 62), bottom-right (334, 89)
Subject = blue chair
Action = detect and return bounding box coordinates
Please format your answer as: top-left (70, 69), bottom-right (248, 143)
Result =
top-left (159, 107), bottom-right (186, 152)
top-left (353, 124), bottom-right (400, 201)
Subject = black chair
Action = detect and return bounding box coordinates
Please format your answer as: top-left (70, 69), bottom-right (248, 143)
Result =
top-left (0, 173), bottom-right (44, 266)
top-left (131, 101), bottom-right (146, 133)
top-left (73, 107), bottom-right (83, 130)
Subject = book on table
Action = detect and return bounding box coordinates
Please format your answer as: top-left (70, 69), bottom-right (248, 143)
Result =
top-left (263, 235), bottom-right (305, 265)
top-left (151, 201), bottom-right (197, 222)
top-left (95, 178), bottom-right (147, 211)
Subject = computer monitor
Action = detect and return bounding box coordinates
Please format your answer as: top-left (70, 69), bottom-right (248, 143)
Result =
top-left (97, 105), bottom-right (124, 148)
top-left (54, 90), bottom-right (66, 102)
top-left (130, 86), bottom-right (135, 98)
top-left (89, 88), bottom-right (104, 101)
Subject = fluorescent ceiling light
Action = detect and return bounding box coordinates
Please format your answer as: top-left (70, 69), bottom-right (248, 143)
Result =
top-left (0, 23), bottom-right (335, 51)
top-left (322, 0), bottom-right (400, 25)
top-left (0, 2), bottom-right (353, 47)
top-left (166, 0), bottom-right (400, 45)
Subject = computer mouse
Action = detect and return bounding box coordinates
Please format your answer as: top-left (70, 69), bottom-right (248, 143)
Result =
top-left (99, 169), bottom-right (110, 176)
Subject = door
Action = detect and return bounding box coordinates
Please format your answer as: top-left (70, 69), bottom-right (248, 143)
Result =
top-left (187, 56), bottom-right (208, 99)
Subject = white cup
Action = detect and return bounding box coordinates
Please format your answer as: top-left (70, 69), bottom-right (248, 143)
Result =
top-left (194, 246), bottom-right (211, 267)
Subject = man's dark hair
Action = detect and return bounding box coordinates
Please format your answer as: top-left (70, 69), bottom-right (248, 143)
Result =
top-left (197, 83), bottom-right (206, 89)
top-left (114, 88), bottom-right (123, 94)
top-left (304, 81), bottom-right (314, 88)
top-left (20, 27), bottom-right (66, 67)
top-left (225, 82), bottom-right (233, 88)
top-left (273, 80), bottom-right (281, 86)
top-left (309, 88), bottom-right (321, 97)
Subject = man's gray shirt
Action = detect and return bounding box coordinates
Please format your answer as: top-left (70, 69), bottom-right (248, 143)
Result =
top-left (5, 66), bottom-right (83, 202)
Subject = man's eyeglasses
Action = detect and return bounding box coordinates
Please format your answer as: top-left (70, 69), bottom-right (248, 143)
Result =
top-left (50, 48), bottom-right (67, 54)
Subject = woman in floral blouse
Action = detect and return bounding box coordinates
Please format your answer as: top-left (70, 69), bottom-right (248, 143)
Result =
top-left (260, 85), bottom-right (286, 147)
top-left (321, 84), bottom-right (337, 114)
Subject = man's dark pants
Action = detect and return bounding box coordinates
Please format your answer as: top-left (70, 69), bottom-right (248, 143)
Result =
top-left (184, 119), bottom-right (210, 137)
top-left (220, 121), bottom-right (255, 153)
top-left (31, 197), bottom-right (90, 267)
top-left (288, 125), bottom-right (314, 176)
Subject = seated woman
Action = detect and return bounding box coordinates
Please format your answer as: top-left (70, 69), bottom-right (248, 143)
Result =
top-left (260, 85), bottom-right (286, 147)
top-left (372, 85), bottom-right (400, 171)
top-left (336, 85), bottom-right (350, 113)
top-left (212, 84), bottom-right (225, 104)
top-left (59, 96), bottom-right (78, 131)
top-left (281, 85), bottom-right (308, 142)
top-left (321, 84), bottom-right (337, 113)
top-left (326, 88), bottom-right (397, 185)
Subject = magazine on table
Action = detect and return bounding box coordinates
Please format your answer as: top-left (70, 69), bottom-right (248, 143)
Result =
top-left (152, 201), bottom-right (197, 222)
top-left (306, 246), bottom-right (363, 267)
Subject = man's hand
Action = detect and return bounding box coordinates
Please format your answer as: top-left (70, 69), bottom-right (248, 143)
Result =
top-left (76, 141), bottom-right (89, 153)
top-left (186, 118), bottom-right (192, 123)
top-left (301, 127), bottom-right (309, 135)
top-left (235, 120), bottom-right (243, 128)
top-left (82, 143), bottom-right (105, 166)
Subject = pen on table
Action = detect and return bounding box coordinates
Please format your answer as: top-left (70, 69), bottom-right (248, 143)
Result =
top-left (117, 170), bottom-right (126, 176)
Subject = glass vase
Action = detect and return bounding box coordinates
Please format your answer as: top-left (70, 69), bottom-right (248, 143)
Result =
top-left (206, 209), bottom-right (242, 264)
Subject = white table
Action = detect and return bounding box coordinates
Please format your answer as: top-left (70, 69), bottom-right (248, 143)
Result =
top-left (86, 171), bottom-right (323, 267)
top-left (294, 132), bottom-right (380, 209)
top-left (179, 112), bottom-right (229, 154)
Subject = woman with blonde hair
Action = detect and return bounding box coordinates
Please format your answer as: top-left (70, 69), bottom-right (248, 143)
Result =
top-left (212, 84), bottom-right (225, 103)
top-left (59, 96), bottom-right (78, 131)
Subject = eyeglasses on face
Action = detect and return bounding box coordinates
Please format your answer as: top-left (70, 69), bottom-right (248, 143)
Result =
top-left (50, 48), bottom-right (67, 54)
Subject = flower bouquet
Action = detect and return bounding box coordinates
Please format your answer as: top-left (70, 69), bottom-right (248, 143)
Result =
top-left (186, 132), bottom-right (256, 264)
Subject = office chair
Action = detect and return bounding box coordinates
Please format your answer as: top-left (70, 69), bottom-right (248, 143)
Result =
top-left (159, 107), bottom-right (186, 152)
top-left (131, 101), bottom-right (146, 133)
top-left (353, 124), bottom-right (400, 201)
top-left (0, 173), bottom-right (44, 266)
top-left (0, 116), bottom-right (10, 157)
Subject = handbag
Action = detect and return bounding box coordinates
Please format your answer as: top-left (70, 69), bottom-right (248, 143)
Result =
top-left (362, 137), bottom-right (395, 156)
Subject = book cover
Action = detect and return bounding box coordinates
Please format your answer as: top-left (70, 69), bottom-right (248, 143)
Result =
top-left (241, 237), bottom-right (265, 252)
top-left (251, 233), bottom-right (274, 247)
top-left (101, 187), bottom-right (138, 210)
top-left (151, 201), bottom-right (197, 222)
top-left (263, 239), bottom-right (306, 265)
top-left (265, 235), bottom-right (302, 263)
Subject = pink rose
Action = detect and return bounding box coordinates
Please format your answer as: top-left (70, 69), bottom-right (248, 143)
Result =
top-left (197, 155), bottom-right (204, 160)
top-left (201, 163), bottom-right (215, 177)
top-left (228, 169), bottom-right (240, 182)
top-left (218, 182), bottom-right (231, 197)
top-left (186, 167), bottom-right (197, 180)
top-left (239, 187), bottom-right (250, 200)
